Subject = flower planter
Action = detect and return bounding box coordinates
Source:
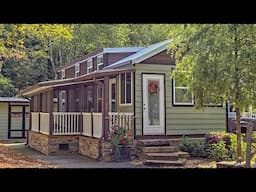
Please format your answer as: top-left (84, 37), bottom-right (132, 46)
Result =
top-left (113, 145), bottom-right (131, 162)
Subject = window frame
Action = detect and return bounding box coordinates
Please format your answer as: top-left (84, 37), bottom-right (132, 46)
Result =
top-left (119, 72), bottom-right (133, 106)
top-left (173, 78), bottom-right (194, 106)
top-left (87, 59), bottom-right (93, 73)
top-left (97, 55), bottom-right (103, 71)
top-left (75, 63), bottom-right (80, 77)
top-left (61, 69), bottom-right (65, 79)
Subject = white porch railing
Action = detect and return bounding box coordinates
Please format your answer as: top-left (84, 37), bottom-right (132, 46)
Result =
top-left (109, 112), bottom-right (134, 130)
top-left (82, 113), bottom-right (103, 138)
top-left (82, 113), bottom-right (92, 136)
top-left (92, 113), bottom-right (103, 138)
top-left (40, 113), bottom-right (50, 134)
top-left (53, 112), bottom-right (81, 135)
top-left (31, 112), bottom-right (39, 132)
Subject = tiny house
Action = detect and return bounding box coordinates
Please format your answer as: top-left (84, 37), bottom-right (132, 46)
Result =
top-left (0, 97), bottom-right (29, 139)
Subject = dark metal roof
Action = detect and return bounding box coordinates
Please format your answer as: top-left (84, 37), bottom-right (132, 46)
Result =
top-left (0, 97), bottom-right (29, 103)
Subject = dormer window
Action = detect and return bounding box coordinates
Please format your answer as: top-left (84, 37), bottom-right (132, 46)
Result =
top-left (75, 63), bottom-right (80, 77)
top-left (61, 69), bottom-right (65, 79)
top-left (97, 55), bottom-right (103, 71)
top-left (87, 59), bottom-right (93, 73)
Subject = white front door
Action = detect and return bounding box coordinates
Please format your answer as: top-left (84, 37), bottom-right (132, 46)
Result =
top-left (143, 74), bottom-right (165, 135)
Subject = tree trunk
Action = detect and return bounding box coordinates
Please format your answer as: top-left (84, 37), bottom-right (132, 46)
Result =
top-left (236, 108), bottom-right (242, 162)
top-left (246, 121), bottom-right (253, 168)
top-left (49, 38), bottom-right (57, 79)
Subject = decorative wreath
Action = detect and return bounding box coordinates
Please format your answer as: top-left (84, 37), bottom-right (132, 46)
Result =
top-left (148, 81), bottom-right (160, 95)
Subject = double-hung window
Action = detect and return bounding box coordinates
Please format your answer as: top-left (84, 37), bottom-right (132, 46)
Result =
top-left (173, 72), bottom-right (193, 105)
top-left (97, 55), bottom-right (103, 70)
top-left (61, 69), bottom-right (65, 79)
top-left (75, 63), bottom-right (80, 77)
top-left (87, 59), bottom-right (93, 73)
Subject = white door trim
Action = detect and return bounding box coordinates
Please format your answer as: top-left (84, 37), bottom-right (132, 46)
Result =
top-left (142, 74), bottom-right (165, 135)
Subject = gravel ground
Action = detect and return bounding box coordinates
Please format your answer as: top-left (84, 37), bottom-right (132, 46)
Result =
top-left (0, 141), bottom-right (215, 169)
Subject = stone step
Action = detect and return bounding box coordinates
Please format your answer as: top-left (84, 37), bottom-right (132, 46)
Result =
top-left (142, 146), bottom-right (178, 153)
top-left (146, 153), bottom-right (179, 161)
top-left (175, 151), bottom-right (190, 158)
top-left (144, 159), bottom-right (187, 167)
top-left (137, 139), bottom-right (170, 147)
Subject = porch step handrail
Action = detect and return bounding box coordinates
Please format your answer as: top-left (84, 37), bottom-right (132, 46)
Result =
top-left (53, 112), bottom-right (81, 135)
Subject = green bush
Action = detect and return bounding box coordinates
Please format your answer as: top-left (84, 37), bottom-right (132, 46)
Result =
top-left (179, 137), bottom-right (209, 158)
top-left (208, 141), bottom-right (232, 161)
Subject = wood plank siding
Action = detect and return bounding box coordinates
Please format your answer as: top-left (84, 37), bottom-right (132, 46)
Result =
top-left (135, 64), bottom-right (226, 136)
top-left (139, 51), bottom-right (175, 65)
top-left (65, 66), bottom-right (75, 79)
top-left (105, 52), bottom-right (135, 66)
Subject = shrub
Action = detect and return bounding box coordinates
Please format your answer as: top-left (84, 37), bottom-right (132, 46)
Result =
top-left (179, 137), bottom-right (209, 158)
top-left (208, 141), bottom-right (232, 161)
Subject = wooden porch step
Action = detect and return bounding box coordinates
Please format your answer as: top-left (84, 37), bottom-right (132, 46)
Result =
top-left (142, 146), bottom-right (178, 153)
top-left (144, 159), bottom-right (187, 167)
top-left (175, 151), bottom-right (190, 158)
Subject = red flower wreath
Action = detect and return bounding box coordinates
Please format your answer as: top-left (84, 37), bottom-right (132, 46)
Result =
top-left (148, 81), bottom-right (160, 95)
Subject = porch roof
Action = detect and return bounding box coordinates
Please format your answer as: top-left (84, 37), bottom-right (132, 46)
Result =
top-left (104, 39), bottom-right (172, 69)
top-left (21, 68), bottom-right (135, 97)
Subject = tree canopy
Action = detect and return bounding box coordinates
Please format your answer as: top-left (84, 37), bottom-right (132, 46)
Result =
top-left (168, 24), bottom-right (256, 161)
top-left (0, 24), bottom-right (171, 96)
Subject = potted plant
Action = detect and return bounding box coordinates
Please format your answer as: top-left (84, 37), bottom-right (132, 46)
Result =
top-left (107, 124), bottom-right (133, 162)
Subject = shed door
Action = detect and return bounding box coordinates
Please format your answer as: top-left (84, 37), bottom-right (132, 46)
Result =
top-left (143, 74), bottom-right (165, 135)
top-left (8, 105), bottom-right (29, 138)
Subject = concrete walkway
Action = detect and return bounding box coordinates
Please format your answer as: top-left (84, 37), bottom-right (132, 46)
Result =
top-left (9, 143), bottom-right (148, 168)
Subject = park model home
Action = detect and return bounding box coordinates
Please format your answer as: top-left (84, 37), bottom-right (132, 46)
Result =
top-left (21, 40), bottom-right (226, 159)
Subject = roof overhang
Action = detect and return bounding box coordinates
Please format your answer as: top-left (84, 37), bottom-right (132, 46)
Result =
top-left (21, 68), bottom-right (135, 97)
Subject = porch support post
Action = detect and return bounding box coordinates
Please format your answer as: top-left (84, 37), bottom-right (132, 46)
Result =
top-left (49, 89), bottom-right (54, 135)
top-left (103, 76), bottom-right (109, 139)
top-left (79, 84), bottom-right (85, 133)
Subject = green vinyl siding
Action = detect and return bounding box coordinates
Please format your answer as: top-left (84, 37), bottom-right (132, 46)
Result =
top-left (135, 64), bottom-right (226, 136)
top-left (0, 103), bottom-right (8, 139)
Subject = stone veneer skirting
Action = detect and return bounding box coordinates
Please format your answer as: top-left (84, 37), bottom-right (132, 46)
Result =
top-left (28, 131), bottom-right (79, 155)
top-left (28, 131), bottom-right (137, 161)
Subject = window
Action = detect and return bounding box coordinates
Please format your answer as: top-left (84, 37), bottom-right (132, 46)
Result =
top-left (75, 63), bottom-right (80, 77)
top-left (97, 85), bottom-right (103, 112)
top-left (173, 73), bottom-right (193, 105)
top-left (97, 55), bottom-right (103, 71)
top-left (119, 72), bottom-right (132, 105)
top-left (87, 59), bottom-right (93, 73)
top-left (61, 69), bottom-right (65, 79)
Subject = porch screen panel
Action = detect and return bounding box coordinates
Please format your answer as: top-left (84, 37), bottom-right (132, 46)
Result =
top-left (126, 73), bottom-right (131, 103)
top-left (86, 86), bottom-right (94, 112)
top-left (120, 74), bottom-right (125, 103)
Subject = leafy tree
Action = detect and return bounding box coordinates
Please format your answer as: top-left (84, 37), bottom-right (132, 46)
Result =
top-left (169, 24), bottom-right (256, 162)
top-left (0, 75), bottom-right (16, 96)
